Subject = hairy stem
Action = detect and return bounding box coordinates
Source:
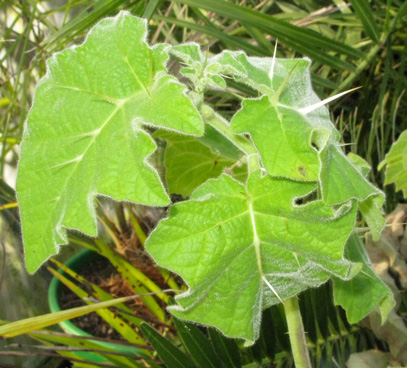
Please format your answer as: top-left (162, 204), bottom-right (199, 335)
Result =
top-left (284, 296), bottom-right (311, 368)
top-left (201, 105), bottom-right (261, 172)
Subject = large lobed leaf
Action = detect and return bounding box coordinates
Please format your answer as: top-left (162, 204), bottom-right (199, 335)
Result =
top-left (146, 172), bottom-right (360, 342)
top-left (16, 12), bottom-right (204, 273)
top-left (172, 44), bottom-right (384, 213)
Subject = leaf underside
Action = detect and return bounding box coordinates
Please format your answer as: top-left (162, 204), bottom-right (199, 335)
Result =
top-left (16, 12), bottom-right (203, 273)
top-left (155, 128), bottom-right (247, 197)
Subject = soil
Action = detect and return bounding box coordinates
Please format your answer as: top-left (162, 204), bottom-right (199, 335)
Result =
top-left (59, 234), bottom-right (174, 341)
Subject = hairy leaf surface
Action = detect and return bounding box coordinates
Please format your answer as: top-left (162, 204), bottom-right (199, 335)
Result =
top-left (228, 56), bottom-right (384, 235)
top-left (347, 152), bottom-right (385, 240)
top-left (146, 172), bottom-right (360, 342)
top-left (17, 12), bottom-right (203, 273)
top-left (231, 99), bottom-right (320, 181)
top-left (333, 233), bottom-right (394, 324)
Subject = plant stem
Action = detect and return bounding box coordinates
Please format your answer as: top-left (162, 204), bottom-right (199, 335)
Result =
top-left (202, 105), bottom-right (261, 172)
top-left (284, 296), bottom-right (311, 368)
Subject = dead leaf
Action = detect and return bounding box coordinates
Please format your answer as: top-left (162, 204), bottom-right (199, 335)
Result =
top-left (347, 350), bottom-right (389, 368)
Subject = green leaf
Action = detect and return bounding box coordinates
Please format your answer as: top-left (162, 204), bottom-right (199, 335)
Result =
top-left (231, 99), bottom-right (320, 181)
top-left (350, 0), bottom-right (380, 43)
top-left (333, 233), bottom-right (395, 324)
top-left (171, 45), bottom-right (271, 93)
top-left (228, 56), bottom-right (382, 207)
top-left (345, 152), bottom-right (385, 240)
top-left (31, 331), bottom-right (145, 368)
top-left (47, 265), bottom-right (149, 348)
top-left (208, 328), bottom-right (242, 368)
top-left (359, 195), bottom-right (386, 241)
top-left (173, 318), bottom-right (223, 368)
top-left (140, 323), bottom-right (196, 368)
top-left (230, 58), bottom-right (331, 181)
top-left (155, 129), bottom-right (246, 196)
top-left (198, 125), bottom-right (242, 161)
top-left (0, 292), bottom-right (151, 339)
top-left (172, 0), bottom-right (365, 71)
top-left (381, 130), bottom-right (407, 198)
top-left (146, 172), bottom-right (360, 342)
top-left (320, 144), bottom-right (382, 205)
top-left (16, 12), bottom-right (203, 273)
top-left (347, 152), bottom-right (372, 178)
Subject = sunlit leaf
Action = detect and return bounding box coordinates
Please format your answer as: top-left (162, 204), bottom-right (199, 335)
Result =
top-left (16, 12), bottom-right (203, 273)
top-left (231, 99), bottom-right (320, 181)
top-left (146, 172), bottom-right (360, 342)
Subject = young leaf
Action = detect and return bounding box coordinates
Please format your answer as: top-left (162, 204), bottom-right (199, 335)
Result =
top-left (146, 172), bottom-right (360, 343)
top-left (171, 44), bottom-right (272, 94)
top-left (231, 100), bottom-right (321, 181)
top-left (16, 11), bottom-right (204, 273)
top-left (333, 233), bottom-right (395, 324)
top-left (229, 56), bottom-right (383, 208)
top-left (380, 130), bottom-right (407, 198)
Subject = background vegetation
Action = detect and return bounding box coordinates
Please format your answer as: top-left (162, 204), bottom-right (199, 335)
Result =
top-left (0, 0), bottom-right (406, 367)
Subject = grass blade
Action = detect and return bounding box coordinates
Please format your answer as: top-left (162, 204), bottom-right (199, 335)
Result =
top-left (173, 318), bottom-right (222, 368)
top-left (41, 0), bottom-right (127, 50)
top-left (47, 266), bottom-right (149, 348)
top-left (140, 323), bottom-right (195, 368)
top-left (350, 0), bottom-right (380, 43)
top-left (143, 0), bottom-right (162, 20)
top-left (154, 15), bottom-right (263, 56)
top-left (208, 327), bottom-right (242, 368)
top-left (0, 293), bottom-right (163, 339)
top-left (172, 0), bottom-right (365, 66)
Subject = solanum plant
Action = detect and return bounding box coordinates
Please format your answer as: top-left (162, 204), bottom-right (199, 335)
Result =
top-left (16, 11), bottom-right (395, 367)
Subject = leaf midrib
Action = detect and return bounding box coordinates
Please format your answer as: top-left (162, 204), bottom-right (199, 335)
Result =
top-left (45, 89), bottom-right (146, 235)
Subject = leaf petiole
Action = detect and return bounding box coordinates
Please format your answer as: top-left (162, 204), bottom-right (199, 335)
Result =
top-left (201, 105), bottom-right (260, 172)
top-left (284, 296), bottom-right (311, 368)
